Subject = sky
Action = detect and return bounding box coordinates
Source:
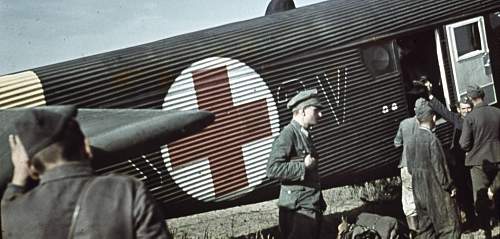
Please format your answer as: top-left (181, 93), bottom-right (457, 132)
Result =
top-left (0, 0), bottom-right (326, 75)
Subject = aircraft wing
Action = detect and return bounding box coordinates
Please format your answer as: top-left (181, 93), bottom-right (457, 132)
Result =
top-left (0, 108), bottom-right (214, 197)
top-left (1, 0), bottom-right (499, 218)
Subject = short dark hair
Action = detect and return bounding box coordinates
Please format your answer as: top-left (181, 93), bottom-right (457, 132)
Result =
top-left (31, 119), bottom-right (85, 173)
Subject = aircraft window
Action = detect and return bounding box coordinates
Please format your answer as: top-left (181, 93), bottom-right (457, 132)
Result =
top-left (454, 23), bottom-right (481, 57)
top-left (361, 42), bottom-right (397, 76)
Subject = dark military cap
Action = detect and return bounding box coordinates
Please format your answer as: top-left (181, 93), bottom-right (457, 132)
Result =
top-left (414, 98), bottom-right (433, 121)
top-left (15, 105), bottom-right (78, 159)
top-left (466, 85), bottom-right (485, 99)
top-left (458, 95), bottom-right (472, 105)
top-left (287, 89), bottom-right (324, 111)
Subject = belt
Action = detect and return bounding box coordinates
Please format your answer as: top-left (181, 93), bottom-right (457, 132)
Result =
top-left (297, 208), bottom-right (322, 219)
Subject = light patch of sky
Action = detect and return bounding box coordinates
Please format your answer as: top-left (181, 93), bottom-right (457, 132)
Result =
top-left (0, 0), bottom-right (326, 74)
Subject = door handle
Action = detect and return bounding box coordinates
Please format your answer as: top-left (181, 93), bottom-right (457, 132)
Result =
top-left (483, 53), bottom-right (492, 75)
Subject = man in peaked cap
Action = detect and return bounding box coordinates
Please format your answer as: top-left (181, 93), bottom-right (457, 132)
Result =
top-left (426, 83), bottom-right (475, 229)
top-left (1, 106), bottom-right (170, 239)
top-left (459, 85), bottom-right (500, 238)
top-left (267, 89), bottom-right (326, 239)
top-left (406, 98), bottom-right (461, 239)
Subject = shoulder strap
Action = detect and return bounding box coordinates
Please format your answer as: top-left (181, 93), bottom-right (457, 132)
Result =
top-left (67, 177), bottom-right (96, 239)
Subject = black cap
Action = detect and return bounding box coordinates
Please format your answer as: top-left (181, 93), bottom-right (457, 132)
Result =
top-left (459, 95), bottom-right (472, 105)
top-left (286, 89), bottom-right (324, 111)
top-left (15, 106), bottom-right (77, 159)
top-left (466, 85), bottom-right (485, 99)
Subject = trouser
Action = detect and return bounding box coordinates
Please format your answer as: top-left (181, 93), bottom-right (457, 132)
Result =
top-left (446, 151), bottom-right (475, 226)
top-left (416, 215), bottom-right (461, 239)
top-left (279, 207), bottom-right (322, 239)
top-left (470, 163), bottom-right (500, 229)
top-left (401, 167), bottom-right (417, 217)
top-left (412, 172), bottom-right (461, 239)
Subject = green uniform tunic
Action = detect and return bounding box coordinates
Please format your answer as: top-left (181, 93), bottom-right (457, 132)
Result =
top-left (267, 120), bottom-right (326, 213)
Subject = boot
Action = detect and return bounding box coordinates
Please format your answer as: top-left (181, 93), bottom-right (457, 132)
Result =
top-left (406, 216), bottom-right (418, 238)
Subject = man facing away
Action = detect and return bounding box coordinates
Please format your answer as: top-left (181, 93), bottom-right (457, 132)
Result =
top-left (267, 89), bottom-right (326, 239)
top-left (459, 85), bottom-right (500, 237)
top-left (406, 99), bottom-right (461, 239)
top-left (1, 106), bottom-right (170, 239)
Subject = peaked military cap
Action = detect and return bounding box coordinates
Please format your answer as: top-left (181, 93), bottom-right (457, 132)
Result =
top-left (466, 85), bottom-right (485, 99)
top-left (15, 105), bottom-right (78, 159)
top-left (287, 89), bottom-right (324, 111)
top-left (459, 95), bottom-right (472, 105)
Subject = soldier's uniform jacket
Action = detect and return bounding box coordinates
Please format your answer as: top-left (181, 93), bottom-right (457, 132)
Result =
top-left (267, 120), bottom-right (326, 213)
top-left (1, 162), bottom-right (169, 239)
top-left (459, 102), bottom-right (500, 166)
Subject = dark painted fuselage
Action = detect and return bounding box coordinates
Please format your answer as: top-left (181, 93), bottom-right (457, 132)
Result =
top-left (1, 0), bottom-right (499, 218)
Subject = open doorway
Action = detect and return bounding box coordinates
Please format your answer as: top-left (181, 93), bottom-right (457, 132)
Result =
top-left (397, 30), bottom-right (445, 115)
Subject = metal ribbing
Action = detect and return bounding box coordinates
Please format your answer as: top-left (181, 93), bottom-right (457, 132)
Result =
top-left (3, 0), bottom-right (498, 216)
top-left (92, 48), bottom-right (408, 211)
top-left (0, 71), bottom-right (46, 109)
top-left (436, 29), bottom-right (458, 106)
top-left (29, 0), bottom-right (500, 109)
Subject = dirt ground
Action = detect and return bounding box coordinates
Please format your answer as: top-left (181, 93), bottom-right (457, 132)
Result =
top-left (168, 183), bottom-right (500, 239)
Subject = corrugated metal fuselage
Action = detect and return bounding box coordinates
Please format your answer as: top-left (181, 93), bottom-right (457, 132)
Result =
top-left (1, 0), bottom-right (499, 218)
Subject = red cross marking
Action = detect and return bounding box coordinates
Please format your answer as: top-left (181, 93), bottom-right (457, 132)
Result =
top-left (168, 66), bottom-right (273, 197)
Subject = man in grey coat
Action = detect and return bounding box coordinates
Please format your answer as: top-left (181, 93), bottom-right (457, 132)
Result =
top-left (267, 89), bottom-right (326, 239)
top-left (1, 106), bottom-right (170, 239)
top-left (394, 114), bottom-right (419, 236)
top-left (459, 85), bottom-right (500, 236)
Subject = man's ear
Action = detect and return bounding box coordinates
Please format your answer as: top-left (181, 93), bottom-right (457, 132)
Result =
top-left (28, 163), bottom-right (40, 180)
top-left (83, 138), bottom-right (93, 160)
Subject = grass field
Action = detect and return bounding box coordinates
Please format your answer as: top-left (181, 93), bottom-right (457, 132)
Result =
top-left (168, 177), bottom-right (499, 239)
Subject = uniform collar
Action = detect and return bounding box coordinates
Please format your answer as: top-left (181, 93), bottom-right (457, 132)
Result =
top-left (291, 119), bottom-right (310, 137)
top-left (40, 162), bottom-right (94, 184)
top-left (419, 126), bottom-right (434, 134)
top-left (474, 102), bottom-right (487, 108)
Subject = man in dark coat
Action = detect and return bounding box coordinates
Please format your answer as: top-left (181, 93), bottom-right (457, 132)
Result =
top-left (459, 85), bottom-right (500, 236)
top-left (1, 106), bottom-right (170, 239)
top-left (267, 89), bottom-right (326, 239)
top-left (406, 99), bottom-right (461, 239)
top-left (428, 92), bottom-right (475, 228)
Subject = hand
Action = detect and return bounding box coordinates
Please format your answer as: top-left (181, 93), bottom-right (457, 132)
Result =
top-left (424, 81), bottom-right (433, 100)
top-left (487, 187), bottom-right (494, 200)
top-left (9, 135), bottom-right (31, 186)
top-left (304, 154), bottom-right (316, 169)
top-left (424, 80), bottom-right (432, 92)
top-left (450, 188), bottom-right (457, 198)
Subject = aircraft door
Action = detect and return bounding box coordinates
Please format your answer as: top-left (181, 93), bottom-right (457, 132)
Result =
top-left (445, 16), bottom-right (497, 104)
